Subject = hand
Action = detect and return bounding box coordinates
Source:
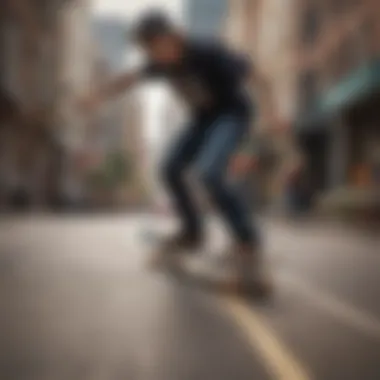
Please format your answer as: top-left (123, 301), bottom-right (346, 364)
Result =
top-left (229, 155), bottom-right (258, 176)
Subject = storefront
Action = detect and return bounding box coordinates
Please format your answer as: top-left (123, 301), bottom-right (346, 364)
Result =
top-left (295, 59), bottom-right (380, 218)
top-left (320, 59), bottom-right (380, 190)
top-left (294, 102), bottom-right (331, 212)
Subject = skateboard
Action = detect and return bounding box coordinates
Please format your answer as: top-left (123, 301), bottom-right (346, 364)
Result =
top-left (141, 228), bottom-right (272, 299)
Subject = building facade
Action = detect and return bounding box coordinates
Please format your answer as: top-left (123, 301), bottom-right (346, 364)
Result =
top-left (225, 0), bottom-right (301, 208)
top-left (226, 0), bottom-right (380, 214)
top-left (294, 0), bottom-right (380, 199)
top-left (0, 0), bottom-right (107, 210)
top-left (57, 0), bottom-right (96, 207)
top-left (0, 0), bottom-right (69, 209)
top-left (90, 16), bottom-right (149, 208)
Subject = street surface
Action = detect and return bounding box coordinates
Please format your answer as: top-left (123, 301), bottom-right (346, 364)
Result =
top-left (0, 214), bottom-right (379, 380)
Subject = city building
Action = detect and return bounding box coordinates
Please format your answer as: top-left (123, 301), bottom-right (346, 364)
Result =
top-left (55, 0), bottom-right (98, 207)
top-left (0, 0), bottom-right (70, 209)
top-left (225, 0), bottom-right (301, 208)
top-left (91, 16), bottom-right (131, 160)
top-left (225, 0), bottom-right (380, 215)
top-left (91, 15), bottom-right (148, 208)
top-left (294, 0), bottom-right (380, 205)
top-left (0, 0), bottom-right (115, 210)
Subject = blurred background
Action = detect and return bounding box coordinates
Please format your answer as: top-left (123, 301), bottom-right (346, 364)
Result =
top-left (0, 2), bottom-right (380, 380)
top-left (0, 0), bottom-right (378, 222)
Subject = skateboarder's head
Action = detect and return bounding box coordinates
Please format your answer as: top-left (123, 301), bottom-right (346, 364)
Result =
top-left (132, 10), bottom-right (184, 65)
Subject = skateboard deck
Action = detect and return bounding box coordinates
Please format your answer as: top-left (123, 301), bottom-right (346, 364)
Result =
top-left (141, 228), bottom-right (273, 299)
top-left (149, 249), bottom-right (272, 299)
top-left (171, 265), bottom-right (271, 298)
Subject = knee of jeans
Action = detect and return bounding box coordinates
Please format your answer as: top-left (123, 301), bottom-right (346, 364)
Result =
top-left (200, 166), bottom-right (221, 190)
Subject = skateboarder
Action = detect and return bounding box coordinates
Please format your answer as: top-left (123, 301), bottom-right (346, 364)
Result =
top-left (78, 11), bottom-right (278, 292)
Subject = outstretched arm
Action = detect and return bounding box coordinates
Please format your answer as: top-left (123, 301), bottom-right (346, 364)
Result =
top-left (78, 71), bottom-right (142, 114)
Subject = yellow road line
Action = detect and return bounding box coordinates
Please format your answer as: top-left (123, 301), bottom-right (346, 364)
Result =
top-left (222, 296), bottom-right (312, 380)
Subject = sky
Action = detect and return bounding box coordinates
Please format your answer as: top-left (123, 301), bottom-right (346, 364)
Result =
top-left (92, 0), bottom-right (183, 19)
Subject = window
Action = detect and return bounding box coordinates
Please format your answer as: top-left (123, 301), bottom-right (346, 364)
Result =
top-left (302, 4), bottom-right (320, 46)
top-left (298, 69), bottom-right (318, 112)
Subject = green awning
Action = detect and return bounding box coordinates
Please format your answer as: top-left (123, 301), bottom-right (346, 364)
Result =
top-left (295, 59), bottom-right (380, 132)
top-left (320, 59), bottom-right (380, 113)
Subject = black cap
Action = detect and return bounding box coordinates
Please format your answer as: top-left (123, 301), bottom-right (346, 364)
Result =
top-left (131, 10), bottom-right (175, 43)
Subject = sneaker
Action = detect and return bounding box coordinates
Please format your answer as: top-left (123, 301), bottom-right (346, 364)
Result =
top-left (161, 231), bottom-right (203, 251)
top-left (234, 244), bottom-right (273, 297)
top-left (149, 231), bottom-right (203, 270)
top-left (207, 244), bottom-right (272, 296)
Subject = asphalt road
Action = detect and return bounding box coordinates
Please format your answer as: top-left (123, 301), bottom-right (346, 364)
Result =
top-left (0, 214), bottom-right (379, 380)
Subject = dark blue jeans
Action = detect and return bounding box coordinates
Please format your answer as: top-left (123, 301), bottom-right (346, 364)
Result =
top-left (162, 112), bottom-right (259, 245)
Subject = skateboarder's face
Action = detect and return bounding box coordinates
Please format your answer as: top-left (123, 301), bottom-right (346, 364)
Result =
top-left (142, 33), bottom-right (183, 65)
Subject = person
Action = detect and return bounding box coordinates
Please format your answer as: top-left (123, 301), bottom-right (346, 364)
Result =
top-left (78, 11), bottom-right (278, 293)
